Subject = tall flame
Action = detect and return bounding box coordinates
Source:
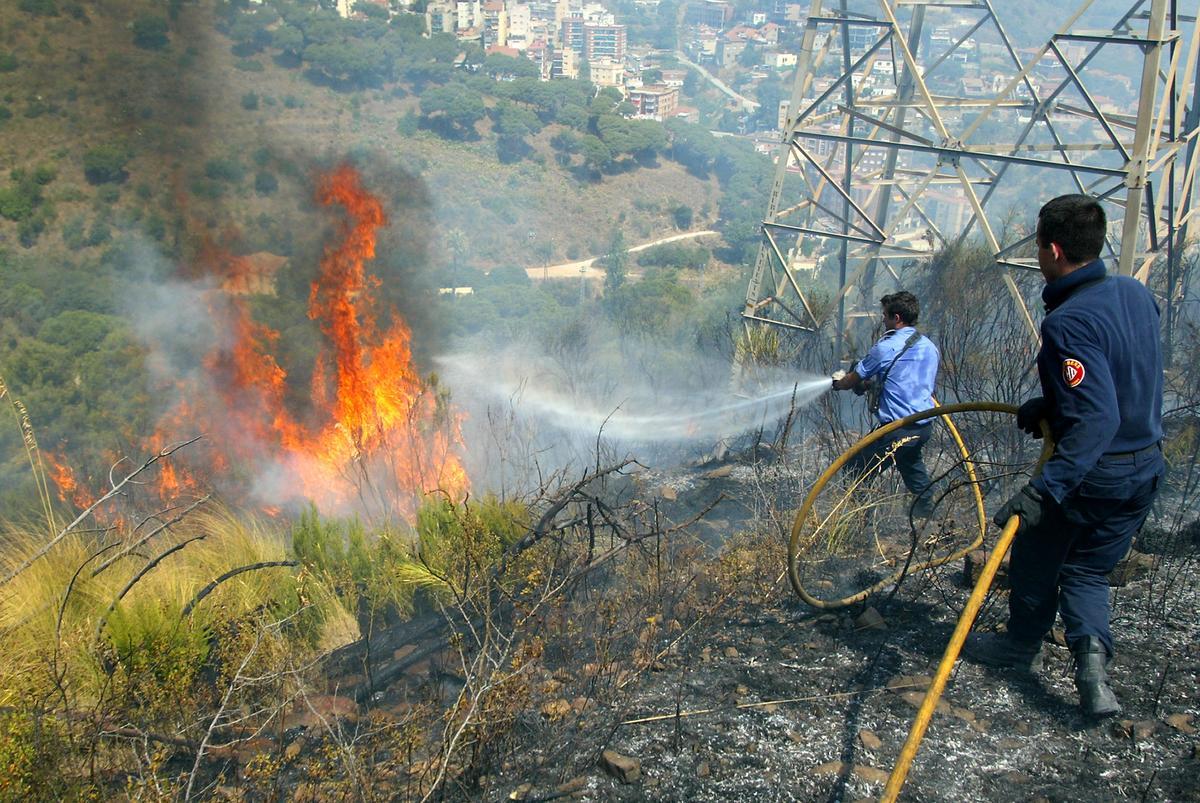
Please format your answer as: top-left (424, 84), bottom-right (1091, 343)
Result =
top-left (51, 165), bottom-right (467, 521)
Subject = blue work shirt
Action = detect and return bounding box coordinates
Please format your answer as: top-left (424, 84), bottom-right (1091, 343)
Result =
top-left (855, 326), bottom-right (940, 425)
top-left (1032, 259), bottom-right (1163, 503)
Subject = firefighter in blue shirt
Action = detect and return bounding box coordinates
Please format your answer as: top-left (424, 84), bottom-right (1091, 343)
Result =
top-left (964, 194), bottom-right (1164, 718)
top-left (832, 291), bottom-right (941, 518)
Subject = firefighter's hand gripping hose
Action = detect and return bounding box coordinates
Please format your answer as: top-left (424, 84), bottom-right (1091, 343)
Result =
top-left (787, 402), bottom-right (1054, 801)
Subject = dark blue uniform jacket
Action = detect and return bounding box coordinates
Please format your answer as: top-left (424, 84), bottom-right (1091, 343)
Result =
top-left (1032, 259), bottom-right (1163, 503)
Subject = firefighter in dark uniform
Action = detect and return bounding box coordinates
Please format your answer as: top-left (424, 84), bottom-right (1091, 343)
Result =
top-left (964, 194), bottom-right (1164, 717)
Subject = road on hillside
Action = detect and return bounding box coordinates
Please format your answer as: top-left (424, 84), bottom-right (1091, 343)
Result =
top-left (674, 51), bottom-right (760, 112)
top-left (525, 229), bottom-right (720, 280)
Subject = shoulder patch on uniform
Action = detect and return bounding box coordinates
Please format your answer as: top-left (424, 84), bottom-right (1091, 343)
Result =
top-left (1062, 358), bottom-right (1085, 388)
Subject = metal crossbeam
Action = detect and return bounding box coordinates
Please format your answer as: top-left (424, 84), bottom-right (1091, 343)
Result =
top-left (738, 0), bottom-right (1200, 374)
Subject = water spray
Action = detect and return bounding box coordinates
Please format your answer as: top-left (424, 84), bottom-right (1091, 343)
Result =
top-left (439, 354), bottom-right (832, 445)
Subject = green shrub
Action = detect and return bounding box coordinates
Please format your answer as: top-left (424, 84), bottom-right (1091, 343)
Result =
top-left (397, 110), bottom-right (419, 136)
top-left (0, 53), bottom-right (18, 72)
top-left (283, 94), bottom-right (302, 109)
top-left (86, 219), bottom-right (110, 246)
top-left (241, 91), bottom-right (259, 110)
top-left (0, 710), bottom-right (83, 800)
top-left (33, 164), bottom-right (57, 185)
top-left (131, 15), bottom-right (169, 50)
top-left (144, 212), bottom-right (166, 241)
top-left (0, 185), bottom-right (36, 221)
top-left (62, 214), bottom-right (86, 250)
top-left (17, 0), bottom-right (57, 16)
top-left (95, 184), bottom-right (120, 204)
top-left (235, 59), bottom-right (264, 72)
top-left (82, 144), bottom-right (130, 184)
top-left (254, 170), bottom-right (278, 195)
top-left (205, 156), bottom-right (245, 183)
top-left (17, 216), bottom-right (45, 247)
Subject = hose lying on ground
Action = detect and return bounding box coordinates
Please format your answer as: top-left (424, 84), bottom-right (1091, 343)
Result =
top-left (788, 401), bottom-right (1054, 609)
top-left (788, 401), bottom-right (1054, 801)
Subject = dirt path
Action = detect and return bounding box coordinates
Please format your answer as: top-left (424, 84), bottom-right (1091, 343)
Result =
top-left (526, 229), bottom-right (720, 280)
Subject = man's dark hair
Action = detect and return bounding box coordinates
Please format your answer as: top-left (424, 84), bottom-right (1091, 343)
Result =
top-left (880, 291), bottom-right (919, 326)
top-left (1037, 194), bottom-right (1106, 264)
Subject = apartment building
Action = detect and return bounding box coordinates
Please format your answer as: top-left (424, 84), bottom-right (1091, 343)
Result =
top-left (482, 1), bottom-right (509, 48)
top-left (628, 85), bottom-right (679, 120)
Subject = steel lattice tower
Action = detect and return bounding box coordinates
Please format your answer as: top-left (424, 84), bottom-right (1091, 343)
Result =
top-left (738, 0), bottom-right (1200, 368)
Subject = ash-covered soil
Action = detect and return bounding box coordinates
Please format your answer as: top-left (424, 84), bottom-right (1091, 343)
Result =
top-left (487, 567), bottom-right (1198, 802)
top-left (477, 462), bottom-right (1200, 803)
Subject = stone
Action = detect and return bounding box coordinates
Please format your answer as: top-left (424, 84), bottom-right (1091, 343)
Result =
top-left (1132, 720), bottom-right (1158, 740)
top-left (696, 761), bottom-right (710, 778)
top-left (812, 760), bottom-right (845, 777)
top-left (540, 699), bottom-right (572, 721)
top-left (1050, 628), bottom-right (1068, 647)
top-left (508, 783), bottom-right (533, 800)
top-left (556, 776), bottom-right (587, 795)
top-left (704, 465), bottom-right (734, 479)
top-left (286, 695), bottom-right (359, 729)
top-left (963, 549), bottom-right (1009, 588)
top-left (600, 749), bottom-right (641, 784)
top-left (659, 485), bottom-right (678, 501)
top-left (1165, 713), bottom-right (1196, 734)
top-left (858, 729), bottom-right (882, 750)
top-left (951, 706), bottom-right (977, 723)
top-left (1111, 720), bottom-right (1135, 739)
top-left (811, 761), bottom-right (889, 785)
top-left (786, 730), bottom-right (804, 743)
top-left (853, 765), bottom-right (891, 785)
top-left (284, 737), bottom-right (306, 761)
top-left (724, 646), bottom-right (740, 659)
top-left (899, 690), bottom-right (951, 714)
top-left (292, 782), bottom-right (322, 802)
top-left (887, 674), bottom-right (933, 693)
top-left (855, 607), bottom-right (887, 631)
top-left (750, 636), bottom-right (767, 646)
top-left (1107, 549), bottom-right (1155, 586)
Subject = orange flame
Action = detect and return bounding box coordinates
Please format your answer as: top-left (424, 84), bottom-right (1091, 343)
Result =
top-left (50, 165), bottom-right (467, 522)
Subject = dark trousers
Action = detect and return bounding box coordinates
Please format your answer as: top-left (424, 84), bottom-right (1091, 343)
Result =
top-left (1008, 449), bottom-right (1163, 655)
top-left (845, 422), bottom-right (934, 513)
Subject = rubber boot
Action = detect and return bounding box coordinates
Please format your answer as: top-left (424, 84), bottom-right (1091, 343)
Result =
top-left (1072, 636), bottom-right (1121, 717)
top-left (963, 632), bottom-right (1043, 672)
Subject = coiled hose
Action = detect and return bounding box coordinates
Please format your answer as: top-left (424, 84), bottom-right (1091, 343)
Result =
top-left (787, 401), bottom-right (1054, 801)
top-left (788, 401), bottom-right (1053, 608)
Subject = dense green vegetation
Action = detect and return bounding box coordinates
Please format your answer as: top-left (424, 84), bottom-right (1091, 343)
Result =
top-left (0, 0), bottom-right (779, 513)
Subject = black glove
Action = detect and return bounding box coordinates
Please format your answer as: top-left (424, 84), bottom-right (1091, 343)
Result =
top-left (992, 483), bottom-right (1047, 531)
top-left (1016, 397), bottom-right (1048, 438)
top-left (852, 378), bottom-right (870, 397)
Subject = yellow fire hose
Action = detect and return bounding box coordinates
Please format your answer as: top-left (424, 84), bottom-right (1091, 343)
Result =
top-left (787, 401), bottom-right (1054, 800)
top-left (879, 513), bottom-right (1020, 802)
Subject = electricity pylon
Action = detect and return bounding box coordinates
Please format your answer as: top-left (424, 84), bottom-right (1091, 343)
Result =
top-left (736, 0), bottom-right (1200, 376)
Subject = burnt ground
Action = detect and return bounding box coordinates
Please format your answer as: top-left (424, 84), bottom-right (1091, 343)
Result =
top-left (226, 452), bottom-right (1199, 803)
top-left (468, 459), bottom-right (1200, 803)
